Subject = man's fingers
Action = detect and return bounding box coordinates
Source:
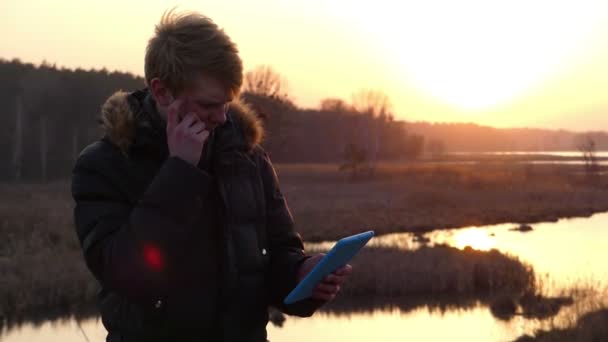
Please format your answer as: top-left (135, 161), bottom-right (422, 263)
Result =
top-left (334, 264), bottom-right (353, 276)
top-left (178, 112), bottom-right (197, 129)
top-left (189, 121), bottom-right (207, 134)
top-left (306, 262), bottom-right (351, 303)
top-left (195, 130), bottom-right (210, 143)
top-left (315, 283), bottom-right (340, 294)
top-left (320, 265), bottom-right (353, 284)
top-left (312, 292), bottom-right (336, 301)
top-left (312, 284), bottom-right (341, 301)
top-left (323, 274), bottom-right (343, 284)
top-left (166, 98), bottom-right (184, 130)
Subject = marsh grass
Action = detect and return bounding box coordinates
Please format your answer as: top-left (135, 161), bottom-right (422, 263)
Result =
top-left (0, 182), bottom-right (98, 322)
top-left (1, 160), bottom-right (607, 330)
top-left (278, 162), bottom-right (608, 241)
top-left (307, 245), bottom-right (535, 297)
top-left (513, 283), bottom-right (608, 341)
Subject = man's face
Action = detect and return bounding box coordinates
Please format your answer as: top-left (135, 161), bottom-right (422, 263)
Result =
top-left (151, 73), bottom-right (233, 131)
top-left (177, 74), bottom-right (232, 131)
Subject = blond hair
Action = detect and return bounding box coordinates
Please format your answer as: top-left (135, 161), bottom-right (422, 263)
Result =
top-left (145, 9), bottom-right (243, 97)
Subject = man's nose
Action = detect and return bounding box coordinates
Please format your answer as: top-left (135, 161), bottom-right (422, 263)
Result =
top-left (210, 106), bottom-right (228, 126)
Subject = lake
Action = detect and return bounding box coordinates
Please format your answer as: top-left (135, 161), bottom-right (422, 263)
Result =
top-left (2, 212), bottom-right (607, 341)
top-left (449, 151), bottom-right (608, 158)
top-left (444, 150), bottom-right (608, 167)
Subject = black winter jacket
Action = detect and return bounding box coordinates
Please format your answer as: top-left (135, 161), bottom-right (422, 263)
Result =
top-left (71, 89), bottom-right (321, 342)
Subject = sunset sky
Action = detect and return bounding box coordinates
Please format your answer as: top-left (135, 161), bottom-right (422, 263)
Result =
top-left (2, 0), bottom-right (608, 131)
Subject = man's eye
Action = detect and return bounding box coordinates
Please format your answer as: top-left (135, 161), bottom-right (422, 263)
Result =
top-left (199, 102), bottom-right (222, 109)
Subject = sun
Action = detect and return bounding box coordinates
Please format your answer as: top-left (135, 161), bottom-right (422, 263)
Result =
top-left (356, 0), bottom-right (607, 110)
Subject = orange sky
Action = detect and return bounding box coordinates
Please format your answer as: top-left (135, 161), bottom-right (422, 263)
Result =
top-left (1, 0), bottom-right (608, 131)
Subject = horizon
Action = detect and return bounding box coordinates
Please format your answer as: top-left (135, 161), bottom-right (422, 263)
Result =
top-left (5, 56), bottom-right (608, 136)
top-left (2, 0), bottom-right (608, 131)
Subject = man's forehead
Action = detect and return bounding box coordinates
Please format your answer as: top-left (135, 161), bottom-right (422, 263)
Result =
top-left (193, 92), bottom-right (232, 103)
top-left (189, 74), bottom-right (232, 102)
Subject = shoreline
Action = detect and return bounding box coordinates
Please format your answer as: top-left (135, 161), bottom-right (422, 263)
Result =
top-left (278, 163), bottom-right (608, 241)
top-left (1, 161), bottom-right (607, 332)
top-left (303, 207), bottom-right (608, 243)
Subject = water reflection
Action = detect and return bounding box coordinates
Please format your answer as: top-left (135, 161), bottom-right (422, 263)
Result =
top-left (432, 213), bottom-right (608, 290)
top-left (329, 211), bottom-right (608, 291)
top-left (3, 293), bottom-right (597, 342)
top-left (449, 151), bottom-right (608, 158)
top-left (0, 303), bottom-right (553, 342)
top-left (323, 295), bottom-right (481, 316)
top-left (0, 317), bottom-right (106, 342)
top-left (3, 212), bottom-right (607, 341)
top-left (267, 305), bottom-right (550, 342)
top-left (0, 304), bottom-right (98, 337)
top-left (452, 229), bottom-right (496, 251)
top-left (528, 160), bottom-right (608, 166)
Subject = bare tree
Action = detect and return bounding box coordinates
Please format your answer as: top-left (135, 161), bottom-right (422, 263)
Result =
top-left (12, 95), bottom-right (23, 181)
top-left (39, 115), bottom-right (48, 181)
top-left (350, 89), bottom-right (394, 170)
top-left (320, 98), bottom-right (350, 112)
top-left (339, 143), bottom-right (371, 181)
top-left (243, 65), bottom-right (288, 99)
top-left (21, 67), bottom-right (62, 182)
top-left (577, 134), bottom-right (599, 178)
top-left (351, 89), bottom-right (393, 118)
top-left (428, 139), bottom-right (447, 159)
top-left (72, 125), bottom-right (79, 163)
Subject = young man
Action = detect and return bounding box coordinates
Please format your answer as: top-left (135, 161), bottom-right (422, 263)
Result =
top-left (71, 9), bottom-right (352, 342)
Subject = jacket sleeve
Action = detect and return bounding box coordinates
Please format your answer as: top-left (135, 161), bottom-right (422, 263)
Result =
top-left (71, 144), bottom-right (214, 303)
top-left (258, 150), bottom-right (325, 317)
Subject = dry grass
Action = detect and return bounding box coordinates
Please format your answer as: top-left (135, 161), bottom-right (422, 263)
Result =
top-left (276, 244), bottom-right (537, 323)
top-left (1, 160), bottom-right (606, 326)
top-left (0, 182), bottom-right (98, 322)
top-left (277, 162), bottom-right (608, 241)
top-left (309, 244), bottom-right (535, 297)
top-left (512, 284), bottom-right (608, 341)
top-left (0, 180), bottom-right (536, 323)
top-left (520, 309), bottom-right (608, 341)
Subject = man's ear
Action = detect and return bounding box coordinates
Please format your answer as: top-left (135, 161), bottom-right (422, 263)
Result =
top-left (149, 78), bottom-right (173, 106)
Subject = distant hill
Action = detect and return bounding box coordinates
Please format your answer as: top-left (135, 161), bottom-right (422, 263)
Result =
top-left (405, 121), bottom-right (608, 152)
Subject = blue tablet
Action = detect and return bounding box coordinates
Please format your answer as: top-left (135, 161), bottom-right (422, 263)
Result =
top-left (284, 230), bottom-right (375, 305)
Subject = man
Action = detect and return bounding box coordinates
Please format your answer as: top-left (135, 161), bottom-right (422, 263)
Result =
top-left (71, 9), bottom-right (352, 342)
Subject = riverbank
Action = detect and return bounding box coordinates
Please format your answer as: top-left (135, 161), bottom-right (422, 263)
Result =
top-left (1, 160), bottom-right (607, 325)
top-left (308, 244), bottom-right (534, 297)
top-left (0, 182), bottom-right (97, 322)
top-left (514, 309), bottom-right (608, 341)
top-left (0, 179), bottom-right (536, 322)
top-left (278, 162), bottom-right (608, 241)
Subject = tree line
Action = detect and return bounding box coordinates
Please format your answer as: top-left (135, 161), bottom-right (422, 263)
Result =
top-left (0, 60), bottom-right (425, 181)
top-left (406, 122), bottom-right (608, 153)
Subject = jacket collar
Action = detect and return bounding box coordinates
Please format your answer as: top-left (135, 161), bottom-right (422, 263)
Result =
top-left (99, 89), bottom-right (264, 157)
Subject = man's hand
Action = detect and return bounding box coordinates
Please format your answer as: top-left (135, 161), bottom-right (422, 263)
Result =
top-left (296, 253), bottom-right (353, 302)
top-left (166, 98), bottom-right (209, 166)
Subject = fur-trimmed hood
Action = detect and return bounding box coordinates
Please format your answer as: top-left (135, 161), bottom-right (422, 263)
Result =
top-left (99, 90), bottom-right (264, 155)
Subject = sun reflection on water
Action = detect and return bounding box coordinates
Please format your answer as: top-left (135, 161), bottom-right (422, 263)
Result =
top-left (452, 228), bottom-right (497, 251)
